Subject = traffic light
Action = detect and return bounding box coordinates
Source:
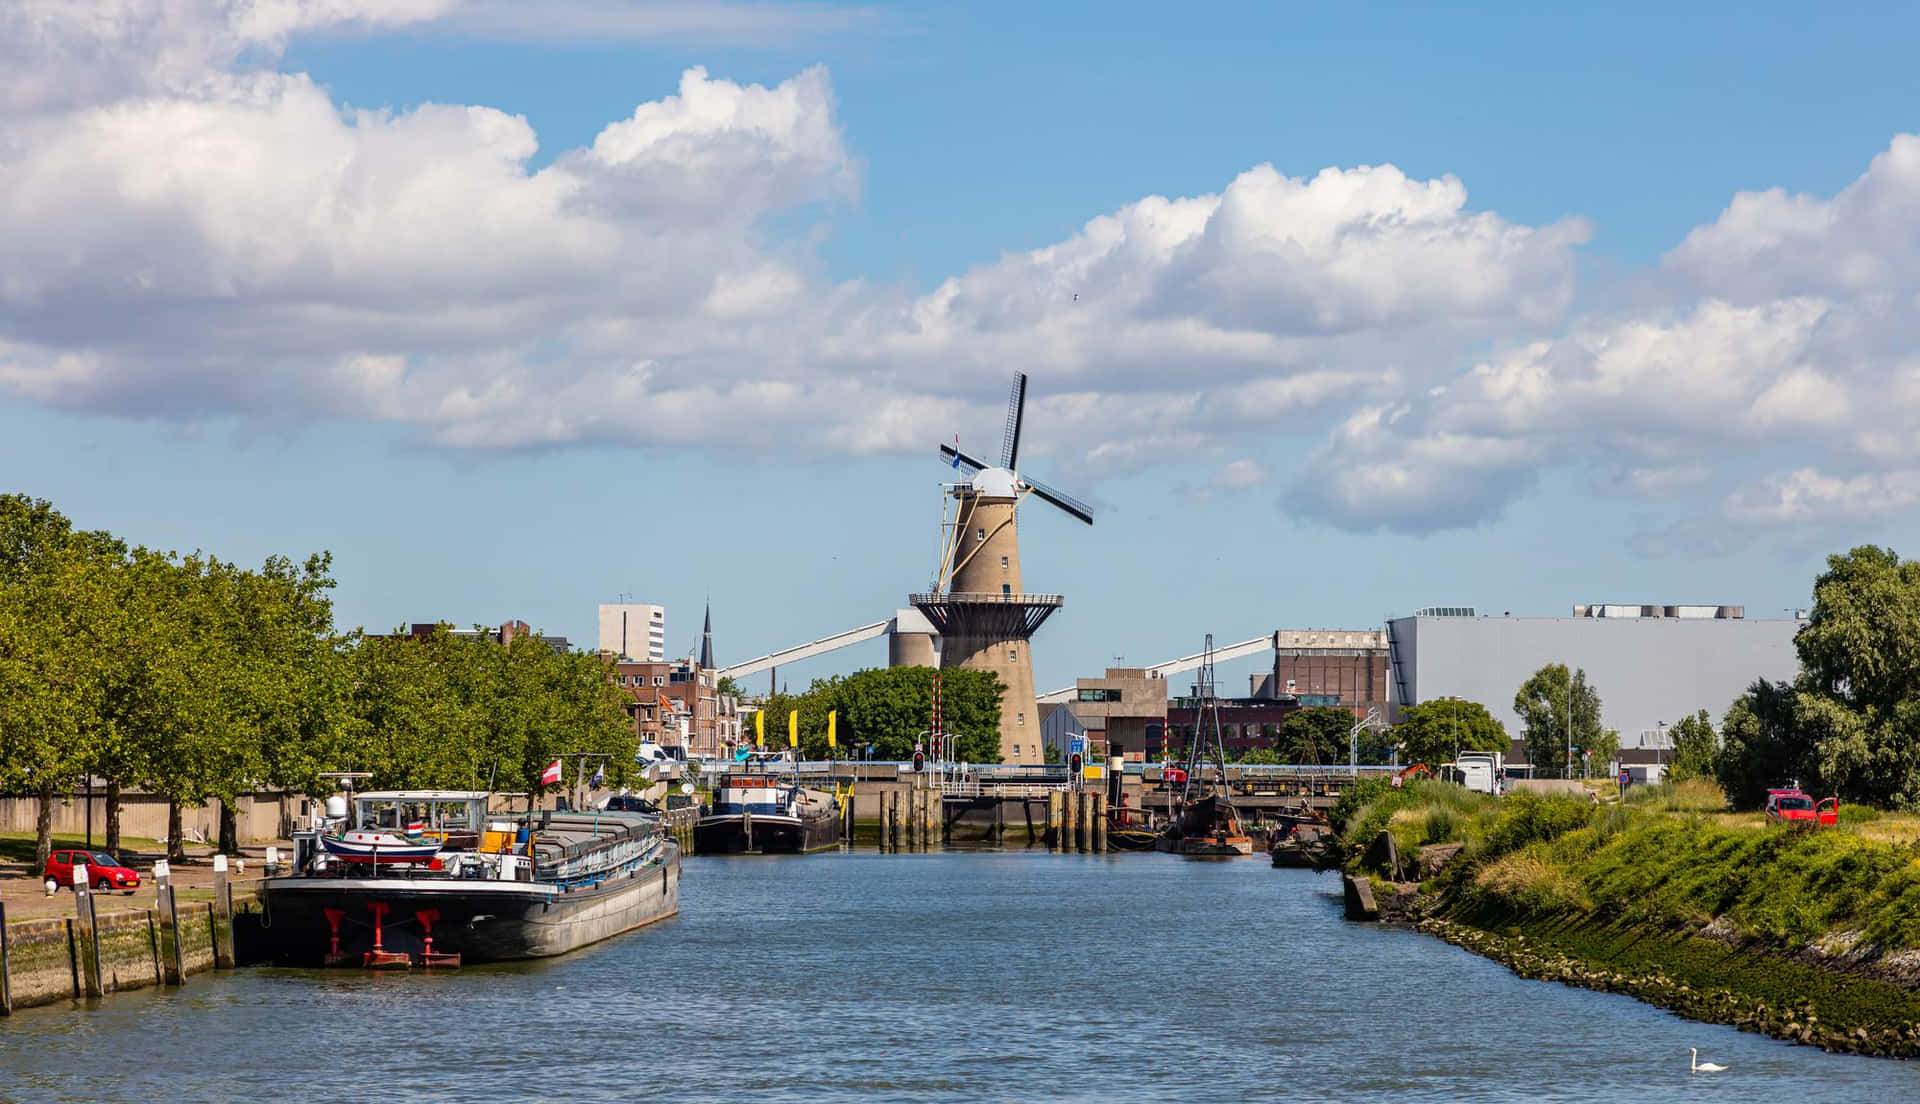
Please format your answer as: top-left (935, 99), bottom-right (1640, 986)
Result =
top-left (911, 748), bottom-right (925, 773)
top-left (1069, 751), bottom-right (1083, 775)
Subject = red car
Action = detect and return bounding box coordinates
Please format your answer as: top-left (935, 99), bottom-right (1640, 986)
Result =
top-left (42, 849), bottom-right (142, 894)
top-left (1764, 789), bottom-right (1839, 827)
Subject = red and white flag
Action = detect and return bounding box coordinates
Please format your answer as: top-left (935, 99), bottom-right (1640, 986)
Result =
top-left (539, 759), bottom-right (562, 785)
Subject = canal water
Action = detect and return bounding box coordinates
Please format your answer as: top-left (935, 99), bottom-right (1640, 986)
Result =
top-left (3, 850), bottom-right (1917, 1101)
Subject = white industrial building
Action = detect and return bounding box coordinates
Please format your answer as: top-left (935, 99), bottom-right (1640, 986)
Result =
top-left (1384, 604), bottom-right (1805, 747)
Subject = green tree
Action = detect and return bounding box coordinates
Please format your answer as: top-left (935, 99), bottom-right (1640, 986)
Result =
top-left (1280, 707), bottom-right (1355, 765)
top-left (820, 667), bottom-right (1004, 762)
top-left (1394, 698), bottom-right (1508, 767)
top-left (1789, 546), bottom-right (1920, 807)
top-left (0, 496), bottom-right (125, 868)
top-left (1666, 710), bottom-right (1718, 782)
top-left (1715, 679), bottom-right (1810, 807)
top-left (1513, 664), bottom-right (1603, 779)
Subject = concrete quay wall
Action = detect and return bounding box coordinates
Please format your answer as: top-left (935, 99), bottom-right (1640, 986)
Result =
top-left (2, 892), bottom-right (240, 1013)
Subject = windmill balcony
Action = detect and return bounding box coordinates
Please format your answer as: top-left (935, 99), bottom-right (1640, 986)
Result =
top-left (909, 592), bottom-right (1063, 609)
top-left (909, 592), bottom-right (1063, 637)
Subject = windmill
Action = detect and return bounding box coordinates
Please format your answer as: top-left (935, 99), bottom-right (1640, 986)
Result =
top-left (910, 373), bottom-right (1094, 763)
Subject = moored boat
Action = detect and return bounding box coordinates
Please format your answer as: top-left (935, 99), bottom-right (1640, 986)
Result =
top-left (1155, 793), bottom-right (1255, 857)
top-left (319, 828), bottom-right (443, 865)
top-left (263, 790), bottom-right (680, 968)
top-left (695, 776), bottom-right (841, 854)
top-left (1267, 820), bottom-right (1331, 867)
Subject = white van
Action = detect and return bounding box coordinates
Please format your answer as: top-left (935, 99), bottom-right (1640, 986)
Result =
top-left (1453, 752), bottom-right (1504, 795)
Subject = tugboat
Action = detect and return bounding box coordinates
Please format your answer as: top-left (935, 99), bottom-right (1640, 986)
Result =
top-left (1105, 792), bottom-right (1159, 851)
top-left (1267, 811), bottom-right (1332, 868)
top-left (695, 774), bottom-right (841, 854)
top-left (263, 789), bottom-right (679, 967)
top-left (1156, 635), bottom-right (1255, 858)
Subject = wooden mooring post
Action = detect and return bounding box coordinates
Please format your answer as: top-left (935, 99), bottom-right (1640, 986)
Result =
top-left (211, 854), bottom-right (235, 970)
top-left (155, 861), bottom-right (184, 986)
top-left (0, 900), bottom-right (12, 1015)
top-left (1047, 791), bottom-right (1061, 850)
top-left (72, 866), bottom-right (103, 998)
top-left (1093, 794), bottom-right (1107, 853)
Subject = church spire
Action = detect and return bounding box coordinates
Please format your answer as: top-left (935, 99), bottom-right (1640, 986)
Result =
top-left (699, 601), bottom-right (714, 669)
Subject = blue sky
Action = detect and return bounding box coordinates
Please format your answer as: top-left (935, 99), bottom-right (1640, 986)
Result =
top-left (4, 1), bottom-right (1919, 693)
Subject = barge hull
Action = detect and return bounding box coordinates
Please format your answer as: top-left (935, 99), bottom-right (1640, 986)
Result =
top-left (693, 813), bottom-right (839, 855)
top-left (261, 842), bottom-right (680, 964)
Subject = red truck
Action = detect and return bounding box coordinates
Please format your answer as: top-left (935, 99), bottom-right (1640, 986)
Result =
top-left (1764, 789), bottom-right (1839, 827)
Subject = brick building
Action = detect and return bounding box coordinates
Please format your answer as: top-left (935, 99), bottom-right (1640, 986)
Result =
top-left (1161, 696), bottom-right (1301, 759)
top-left (1259, 628), bottom-right (1389, 717)
top-left (610, 659), bottom-right (739, 758)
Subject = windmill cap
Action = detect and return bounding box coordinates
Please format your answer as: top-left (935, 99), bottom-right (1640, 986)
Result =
top-left (970, 467), bottom-right (1022, 497)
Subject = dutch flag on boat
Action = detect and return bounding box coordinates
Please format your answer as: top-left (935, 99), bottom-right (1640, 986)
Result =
top-left (540, 758), bottom-right (563, 786)
top-left (404, 821), bottom-right (425, 839)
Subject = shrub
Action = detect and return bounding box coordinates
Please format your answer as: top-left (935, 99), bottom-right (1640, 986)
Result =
top-left (1464, 853), bottom-right (1588, 915)
top-left (1624, 777), bottom-right (1727, 813)
top-left (1483, 791), bottom-right (1595, 857)
top-left (1425, 805), bottom-right (1462, 846)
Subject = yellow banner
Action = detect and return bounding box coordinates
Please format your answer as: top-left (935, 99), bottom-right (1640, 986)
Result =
top-left (827, 710), bottom-right (837, 748)
top-left (754, 709), bottom-right (764, 748)
top-left (788, 710), bottom-right (799, 748)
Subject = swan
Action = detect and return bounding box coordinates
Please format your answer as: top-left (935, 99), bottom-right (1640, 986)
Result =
top-left (1690, 1048), bottom-right (1728, 1073)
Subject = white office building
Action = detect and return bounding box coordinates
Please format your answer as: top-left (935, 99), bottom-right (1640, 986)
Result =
top-left (598, 603), bottom-right (666, 662)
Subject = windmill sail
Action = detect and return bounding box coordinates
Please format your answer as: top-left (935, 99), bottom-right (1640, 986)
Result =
top-left (939, 443), bottom-right (990, 474)
top-left (1000, 372), bottom-right (1027, 470)
top-left (1021, 473), bottom-right (1094, 525)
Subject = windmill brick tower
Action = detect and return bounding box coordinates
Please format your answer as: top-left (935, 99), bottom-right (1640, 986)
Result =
top-left (912, 373), bottom-right (1093, 763)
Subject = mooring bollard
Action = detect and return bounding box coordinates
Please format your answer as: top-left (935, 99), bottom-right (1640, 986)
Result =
top-left (154, 861), bottom-right (183, 986)
top-left (1, 900), bottom-right (13, 1015)
top-left (907, 788), bottom-right (918, 850)
top-left (72, 863), bottom-right (103, 998)
top-left (211, 854), bottom-right (235, 970)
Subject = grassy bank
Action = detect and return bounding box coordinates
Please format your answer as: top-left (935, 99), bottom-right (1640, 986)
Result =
top-left (1333, 778), bottom-right (1920, 1053)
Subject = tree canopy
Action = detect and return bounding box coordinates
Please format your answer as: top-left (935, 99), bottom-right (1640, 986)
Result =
top-left (1664, 709), bottom-right (1718, 783)
top-left (1708, 546), bottom-right (1920, 809)
top-left (1278, 707), bottom-right (1364, 765)
top-left (1513, 664), bottom-right (1604, 779)
top-left (1394, 698), bottom-right (1508, 767)
top-left (749, 667), bottom-right (1004, 762)
top-left (0, 495), bottom-right (640, 864)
